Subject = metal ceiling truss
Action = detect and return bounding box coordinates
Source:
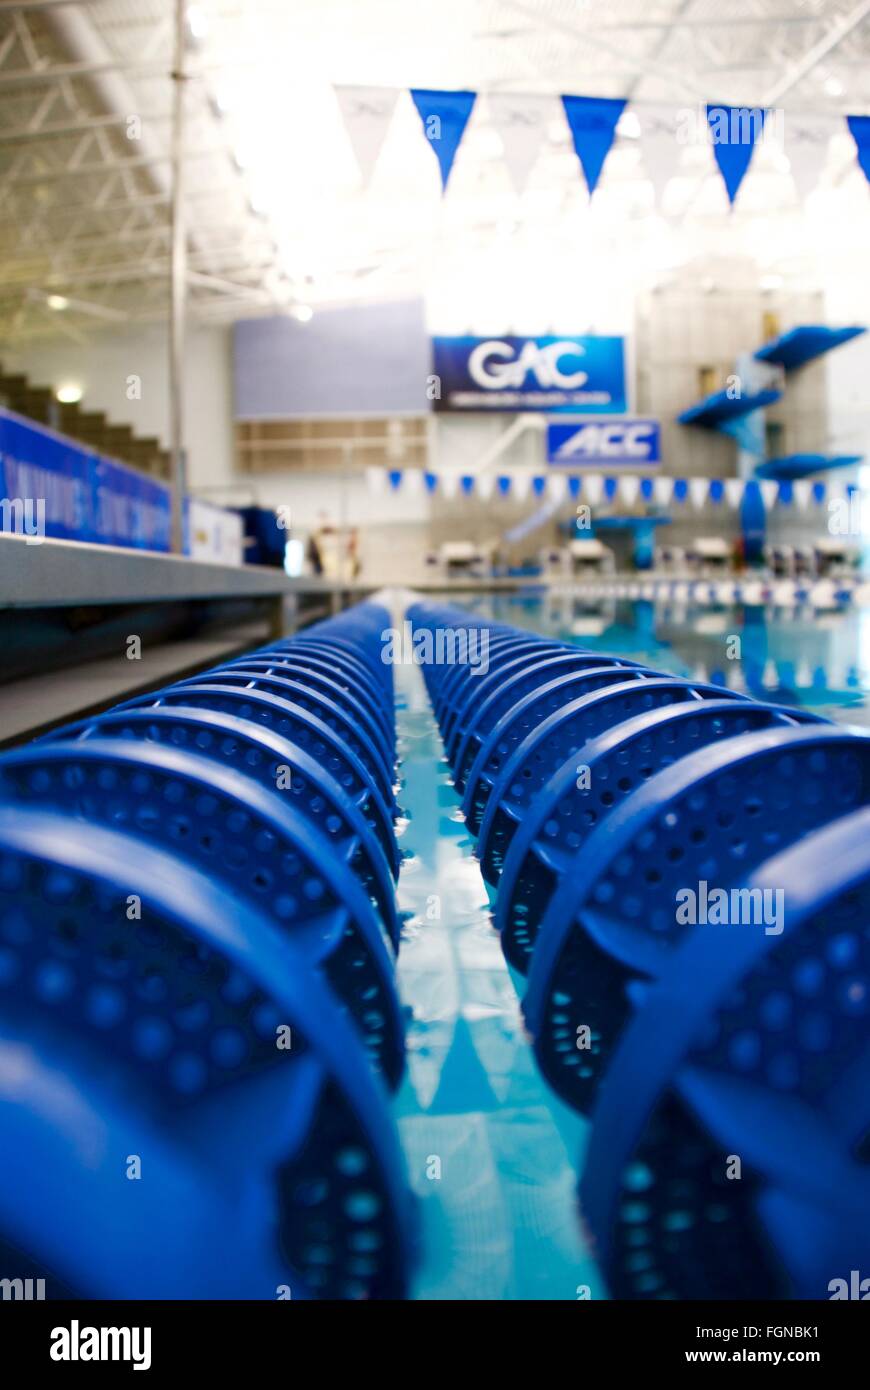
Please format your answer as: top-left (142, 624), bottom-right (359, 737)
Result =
top-left (0, 0), bottom-right (287, 337)
top-left (0, 0), bottom-right (868, 343)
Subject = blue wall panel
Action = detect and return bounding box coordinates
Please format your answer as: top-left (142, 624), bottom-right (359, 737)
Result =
top-left (0, 407), bottom-right (171, 551)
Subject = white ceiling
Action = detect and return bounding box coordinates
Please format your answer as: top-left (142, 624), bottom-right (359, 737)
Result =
top-left (1, 0), bottom-right (869, 343)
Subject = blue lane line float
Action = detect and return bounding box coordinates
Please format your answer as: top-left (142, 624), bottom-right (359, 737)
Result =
top-left (409, 599), bottom-right (870, 1299)
top-left (443, 640), bottom-right (569, 757)
top-left (215, 656), bottom-right (394, 755)
top-left (451, 651), bottom-right (654, 798)
top-left (41, 705), bottom-right (401, 948)
top-left (131, 671), bottom-right (396, 811)
top-left (492, 696), bottom-right (822, 971)
top-left (581, 806), bottom-right (870, 1299)
top-left (204, 656), bottom-right (394, 761)
top-left (0, 738), bottom-right (404, 1088)
top-left (254, 640), bottom-right (389, 713)
top-left (523, 724), bottom-right (870, 1115)
top-left (462, 664), bottom-right (688, 837)
top-left (114, 682), bottom-right (399, 877)
top-left (0, 603), bottom-right (412, 1300)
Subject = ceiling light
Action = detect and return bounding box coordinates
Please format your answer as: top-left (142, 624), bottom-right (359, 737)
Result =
top-left (55, 383), bottom-right (83, 404)
top-left (760, 274), bottom-right (783, 291)
top-left (46, 294), bottom-right (69, 311)
top-left (617, 111), bottom-right (641, 140)
top-left (824, 76), bottom-right (844, 97)
top-left (290, 304), bottom-right (313, 323)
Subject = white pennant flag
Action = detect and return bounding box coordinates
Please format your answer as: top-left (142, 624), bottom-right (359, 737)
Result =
top-left (786, 115), bottom-right (835, 203)
top-left (689, 477), bottom-right (709, 510)
top-left (654, 475), bottom-right (674, 507)
top-left (335, 86), bottom-right (400, 186)
top-left (620, 475), bottom-right (640, 507)
top-left (725, 478), bottom-right (745, 509)
top-left (440, 472), bottom-right (460, 500)
top-left (476, 473), bottom-right (496, 501)
top-left (511, 472), bottom-right (531, 502)
top-left (366, 466), bottom-right (387, 495)
top-left (487, 93), bottom-right (554, 196)
top-left (793, 480), bottom-right (812, 511)
top-left (639, 104), bottom-right (682, 207)
top-left (547, 473), bottom-right (567, 504)
top-left (403, 469), bottom-right (423, 496)
top-left (584, 474), bottom-right (603, 507)
top-left (760, 480), bottom-right (779, 510)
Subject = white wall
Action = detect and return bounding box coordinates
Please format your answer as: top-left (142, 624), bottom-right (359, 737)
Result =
top-left (10, 266), bottom-right (867, 585)
top-left (825, 336), bottom-right (870, 465)
top-left (6, 323), bottom-right (235, 491)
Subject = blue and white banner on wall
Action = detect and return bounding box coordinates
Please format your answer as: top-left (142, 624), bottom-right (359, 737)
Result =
top-left (0, 407), bottom-right (171, 551)
top-left (547, 418), bottom-right (660, 466)
top-left (431, 335), bottom-right (627, 413)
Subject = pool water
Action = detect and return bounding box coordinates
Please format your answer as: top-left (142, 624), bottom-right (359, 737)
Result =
top-left (393, 657), bottom-right (602, 1300)
top-left (464, 592), bottom-right (870, 726)
top-left (391, 594), bottom-right (866, 1300)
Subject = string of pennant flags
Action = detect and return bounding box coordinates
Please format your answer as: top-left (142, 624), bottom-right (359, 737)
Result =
top-left (366, 467), bottom-right (858, 511)
top-left (335, 86), bottom-right (870, 208)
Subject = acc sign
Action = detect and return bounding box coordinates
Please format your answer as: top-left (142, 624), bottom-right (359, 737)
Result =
top-left (431, 336), bottom-right (626, 413)
top-left (547, 418), bottom-right (660, 466)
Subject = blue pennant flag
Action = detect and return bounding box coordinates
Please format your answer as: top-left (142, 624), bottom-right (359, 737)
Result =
top-left (709, 478), bottom-right (725, 505)
top-left (460, 474), bottom-right (475, 495)
top-left (561, 94), bottom-right (626, 195)
top-left (497, 475), bottom-right (511, 496)
top-left (640, 477), bottom-right (654, 502)
top-left (847, 116), bottom-right (870, 187)
top-left (604, 476), bottom-right (618, 501)
top-left (388, 469), bottom-right (402, 491)
top-left (706, 104), bottom-right (767, 206)
top-left (532, 475), bottom-right (546, 496)
top-left (410, 89), bottom-right (477, 191)
top-left (568, 476), bottom-right (582, 499)
top-left (741, 480), bottom-right (765, 563)
top-left (424, 472), bottom-right (438, 493)
top-left (673, 478), bottom-right (689, 503)
top-left (812, 481), bottom-right (826, 505)
top-left (778, 481), bottom-right (793, 507)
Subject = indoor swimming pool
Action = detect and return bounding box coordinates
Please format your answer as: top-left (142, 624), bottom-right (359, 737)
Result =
top-left (461, 593), bottom-right (870, 726)
top-left (394, 593), bottom-right (870, 1299)
top-left (393, 655), bottom-right (601, 1300)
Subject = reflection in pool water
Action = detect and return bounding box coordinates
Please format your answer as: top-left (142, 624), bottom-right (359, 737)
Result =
top-left (463, 592), bottom-right (870, 727)
top-left (393, 591), bottom-right (864, 1299)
